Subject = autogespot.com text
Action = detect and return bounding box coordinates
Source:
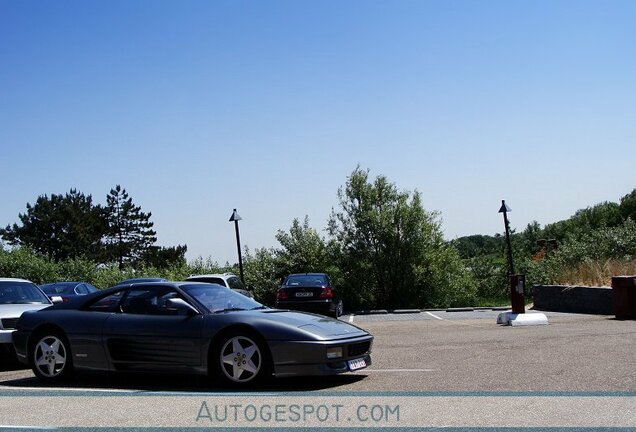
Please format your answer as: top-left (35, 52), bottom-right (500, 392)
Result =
top-left (196, 401), bottom-right (400, 425)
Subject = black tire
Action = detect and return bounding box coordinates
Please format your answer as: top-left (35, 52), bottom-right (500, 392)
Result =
top-left (333, 300), bottom-right (344, 318)
top-left (30, 331), bottom-right (74, 383)
top-left (211, 329), bottom-right (272, 388)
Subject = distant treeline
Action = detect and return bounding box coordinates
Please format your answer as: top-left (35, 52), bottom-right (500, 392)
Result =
top-left (452, 189), bottom-right (636, 294)
top-left (2, 172), bottom-right (635, 309)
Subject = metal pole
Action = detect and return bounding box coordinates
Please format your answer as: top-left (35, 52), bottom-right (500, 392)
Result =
top-left (234, 220), bottom-right (244, 283)
top-left (229, 209), bottom-right (245, 284)
top-left (502, 204), bottom-right (515, 275)
top-left (499, 200), bottom-right (524, 314)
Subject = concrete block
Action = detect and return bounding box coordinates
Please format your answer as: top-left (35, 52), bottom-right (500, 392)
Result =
top-left (497, 312), bottom-right (549, 326)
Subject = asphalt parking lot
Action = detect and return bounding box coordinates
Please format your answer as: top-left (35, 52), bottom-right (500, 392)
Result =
top-left (0, 310), bottom-right (634, 428)
top-left (1, 309), bottom-right (634, 392)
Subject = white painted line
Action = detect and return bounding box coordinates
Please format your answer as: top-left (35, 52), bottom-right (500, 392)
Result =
top-left (2, 386), bottom-right (136, 393)
top-left (348, 314), bottom-right (354, 323)
top-left (425, 311), bottom-right (444, 320)
top-left (353, 369), bottom-right (436, 373)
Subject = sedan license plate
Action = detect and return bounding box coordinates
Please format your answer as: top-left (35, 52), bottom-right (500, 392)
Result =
top-left (348, 358), bottom-right (367, 371)
top-left (295, 292), bottom-right (313, 297)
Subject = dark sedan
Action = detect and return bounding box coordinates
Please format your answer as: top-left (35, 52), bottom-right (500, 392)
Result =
top-left (13, 282), bottom-right (372, 387)
top-left (39, 282), bottom-right (98, 302)
top-left (276, 273), bottom-right (344, 318)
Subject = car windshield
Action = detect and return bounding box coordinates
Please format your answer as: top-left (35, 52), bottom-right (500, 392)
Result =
top-left (0, 282), bottom-right (50, 305)
top-left (182, 283), bottom-right (263, 313)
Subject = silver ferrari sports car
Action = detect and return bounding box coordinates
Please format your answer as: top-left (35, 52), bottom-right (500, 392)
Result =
top-left (12, 282), bottom-right (372, 387)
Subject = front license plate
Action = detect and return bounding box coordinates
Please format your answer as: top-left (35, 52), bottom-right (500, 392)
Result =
top-left (348, 358), bottom-right (367, 371)
top-left (295, 292), bottom-right (313, 297)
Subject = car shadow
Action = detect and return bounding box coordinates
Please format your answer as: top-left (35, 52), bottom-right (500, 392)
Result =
top-left (1, 371), bottom-right (368, 393)
top-left (0, 360), bottom-right (28, 372)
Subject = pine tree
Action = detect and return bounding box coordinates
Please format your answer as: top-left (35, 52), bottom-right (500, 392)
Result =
top-left (103, 185), bottom-right (157, 269)
top-left (0, 189), bottom-right (104, 261)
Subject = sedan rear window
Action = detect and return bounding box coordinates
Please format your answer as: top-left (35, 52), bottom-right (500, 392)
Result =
top-left (284, 275), bottom-right (327, 287)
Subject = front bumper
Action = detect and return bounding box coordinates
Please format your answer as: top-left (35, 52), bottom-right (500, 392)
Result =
top-left (0, 329), bottom-right (14, 344)
top-left (11, 330), bottom-right (29, 364)
top-left (269, 335), bottom-right (373, 378)
top-left (274, 354), bottom-right (372, 377)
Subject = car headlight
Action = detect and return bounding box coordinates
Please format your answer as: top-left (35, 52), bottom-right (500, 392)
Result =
top-left (326, 346), bottom-right (343, 359)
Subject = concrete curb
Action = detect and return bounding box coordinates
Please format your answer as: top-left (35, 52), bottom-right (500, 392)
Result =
top-left (347, 306), bottom-right (511, 315)
top-left (367, 310), bottom-right (388, 315)
top-left (446, 307), bottom-right (474, 312)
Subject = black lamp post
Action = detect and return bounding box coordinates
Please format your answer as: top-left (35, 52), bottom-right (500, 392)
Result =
top-left (498, 200), bottom-right (525, 314)
top-left (498, 200), bottom-right (514, 275)
top-left (229, 209), bottom-right (244, 283)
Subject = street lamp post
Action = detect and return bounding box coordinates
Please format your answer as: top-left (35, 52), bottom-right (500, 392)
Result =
top-left (499, 200), bottom-right (525, 314)
top-left (495, 200), bottom-right (549, 326)
top-left (229, 209), bottom-right (244, 283)
top-left (498, 200), bottom-right (514, 275)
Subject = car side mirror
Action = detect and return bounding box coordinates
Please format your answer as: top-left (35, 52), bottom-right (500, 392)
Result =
top-left (166, 298), bottom-right (199, 315)
top-left (51, 296), bottom-right (64, 304)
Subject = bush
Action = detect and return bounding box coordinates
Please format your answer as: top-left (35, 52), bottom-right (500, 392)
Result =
top-left (0, 247), bottom-right (57, 284)
top-left (525, 219), bottom-right (636, 287)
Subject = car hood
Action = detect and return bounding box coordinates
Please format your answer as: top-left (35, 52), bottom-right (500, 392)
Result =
top-left (0, 303), bottom-right (50, 319)
top-left (256, 309), bottom-right (368, 339)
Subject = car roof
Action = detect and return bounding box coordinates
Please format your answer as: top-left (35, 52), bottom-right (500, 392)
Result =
top-left (0, 278), bottom-right (35, 283)
top-left (116, 277), bottom-right (167, 285)
top-left (40, 281), bottom-right (83, 286)
top-left (100, 281), bottom-right (226, 300)
top-left (286, 273), bottom-right (327, 277)
top-left (51, 281), bottom-right (232, 310)
top-left (187, 273), bottom-right (235, 279)
top-left (109, 281), bottom-right (217, 289)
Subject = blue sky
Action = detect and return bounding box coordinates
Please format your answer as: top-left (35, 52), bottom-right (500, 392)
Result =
top-left (1, 0), bottom-right (635, 264)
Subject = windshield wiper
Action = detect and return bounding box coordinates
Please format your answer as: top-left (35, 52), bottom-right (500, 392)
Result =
top-left (250, 306), bottom-right (268, 310)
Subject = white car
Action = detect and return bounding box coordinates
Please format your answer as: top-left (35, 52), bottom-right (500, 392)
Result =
top-left (0, 278), bottom-right (53, 360)
top-left (185, 273), bottom-right (253, 297)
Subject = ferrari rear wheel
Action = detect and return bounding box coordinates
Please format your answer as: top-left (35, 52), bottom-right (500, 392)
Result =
top-left (214, 331), bottom-right (271, 387)
top-left (31, 331), bottom-right (74, 382)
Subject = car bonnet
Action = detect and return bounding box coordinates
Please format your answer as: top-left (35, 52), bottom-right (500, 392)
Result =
top-left (264, 310), bottom-right (367, 338)
top-left (0, 303), bottom-right (51, 319)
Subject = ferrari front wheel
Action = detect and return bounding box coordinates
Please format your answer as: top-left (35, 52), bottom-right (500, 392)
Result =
top-left (214, 330), bottom-right (271, 387)
top-left (31, 331), bottom-right (74, 382)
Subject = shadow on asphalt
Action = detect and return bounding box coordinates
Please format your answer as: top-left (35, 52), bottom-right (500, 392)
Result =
top-left (0, 360), bottom-right (28, 372)
top-left (0, 370), bottom-right (367, 392)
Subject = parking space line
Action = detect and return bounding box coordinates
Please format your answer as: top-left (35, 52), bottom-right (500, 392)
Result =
top-left (425, 311), bottom-right (444, 320)
top-left (354, 369), bottom-right (436, 373)
top-left (348, 314), bottom-right (354, 323)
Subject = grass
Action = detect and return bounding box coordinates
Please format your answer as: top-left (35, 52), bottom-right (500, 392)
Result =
top-left (555, 258), bottom-right (636, 287)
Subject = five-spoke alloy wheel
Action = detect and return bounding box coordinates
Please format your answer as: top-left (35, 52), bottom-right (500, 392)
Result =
top-left (31, 332), bottom-right (73, 382)
top-left (215, 331), bottom-right (270, 387)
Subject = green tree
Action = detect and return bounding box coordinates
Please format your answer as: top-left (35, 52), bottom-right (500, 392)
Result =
top-left (619, 189), bottom-right (636, 221)
top-left (243, 246), bottom-right (280, 305)
top-left (141, 245), bottom-right (188, 269)
top-left (0, 189), bottom-right (105, 261)
top-left (328, 167), bottom-right (475, 309)
top-left (452, 234), bottom-right (504, 259)
top-left (103, 185), bottom-right (157, 269)
top-left (275, 216), bottom-right (329, 275)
